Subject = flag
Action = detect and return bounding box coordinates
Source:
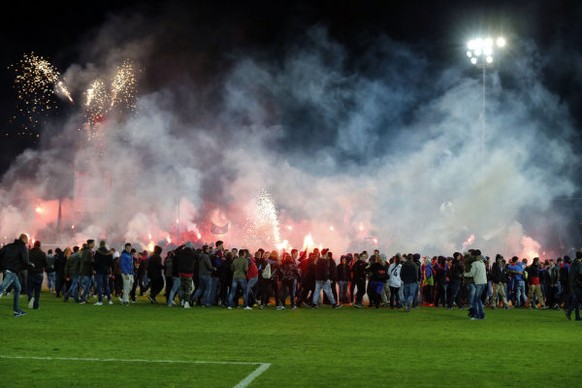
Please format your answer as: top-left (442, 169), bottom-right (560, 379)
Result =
top-left (211, 222), bottom-right (229, 235)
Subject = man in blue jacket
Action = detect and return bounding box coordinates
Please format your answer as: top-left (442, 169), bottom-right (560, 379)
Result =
top-left (0, 234), bottom-right (30, 317)
top-left (120, 243), bottom-right (134, 305)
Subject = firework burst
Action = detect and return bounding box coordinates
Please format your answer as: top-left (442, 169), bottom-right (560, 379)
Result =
top-left (244, 188), bottom-right (282, 247)
top-left (9, 52), bottom-right (72, 130)
top-left (110, 59), bottom-right (137, 113)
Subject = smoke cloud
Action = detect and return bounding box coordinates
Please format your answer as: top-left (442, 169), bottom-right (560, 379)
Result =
top-left (0, 4), bottom-right (579, 259)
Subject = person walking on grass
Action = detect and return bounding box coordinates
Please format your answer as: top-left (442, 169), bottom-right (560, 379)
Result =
top-left (63, 246), bottom-right (81, 302)
top-left (464, 251), bottom-right (487, 320)
top-left (312, 249), bottom-right (342, 309)
top-left (565, 251), bottom-right (582, 321)
top-left (78, 240), bottom-right (95, 304)
top-left (93, 240), bottom-right (114, 306)
top-left (27, 240), bottom-right (48, 310)
top-left (120, 243), bottom-right (134, 306)
top-left (401, 254), bottom-right (419, 312)
top-left (228, 249), bottom-right (249, 309)
top-left (0, 234), bottom-right (30, 317)
top-left (147, 245), bottom-right (164, 304)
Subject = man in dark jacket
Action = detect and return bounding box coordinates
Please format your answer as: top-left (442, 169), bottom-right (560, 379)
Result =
top-left (490, 254), bottom-right (511, 309)
top-left (176, 242), bottom-right (197, 308)
top-left (93, 240), bottom-right (114, 305)
top-left (0, 234), bottom-right (30, 317)
top-left (565, 251), bottom-right (582, 321)
top-left (311, 249), bottom-right (341, 309)
top-left (27, 240), bottom-right (48, 309)
top-left (147, 245), bottom-right (164, 303)
top-left (401, 254), bottom-right (419, 312)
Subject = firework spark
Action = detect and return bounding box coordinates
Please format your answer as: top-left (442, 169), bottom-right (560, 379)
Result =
top-left (9, 52), bottom-right (72, 131)
top-left (110, 59), bottom-right (137, 113)
top-left (83, 79), bottom-right (110, 138)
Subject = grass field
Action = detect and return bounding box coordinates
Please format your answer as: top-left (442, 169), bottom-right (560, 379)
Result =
top-left (1, 293), bottom-right (581, 387)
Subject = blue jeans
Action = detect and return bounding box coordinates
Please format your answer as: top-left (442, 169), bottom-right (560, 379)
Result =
top-left (472, 284), bottom-right (486, 319)
top-left (47, 272), bottom-right (56, 290)
top-left (95, 273), bottom-right (111, 303)
top-left (402, 283), bottom-right (417, 307)
top-left (192, 275), bottom-right (212, 306)
top-left (515, 280), bottom-right (527, 307)
top-left (313, 280), bottom-right (336, 306)
top-left (27, 273), bottom-right (44, 309)
top-left (0, 270), bottom-right (22, 312)
top-left (228, 278), bottom-right (248, 307)
top-left (338, 280), bottom-right (349, 304)
top-left (64, 275), bottom-right (80, 302)
top-left (80, 275), bottom-right (93, 302)
top-left (466, 283), bottom-right (476, 310)
top-left (168, 276), bottom-right (181, 305)
top-left (246, 276), bottom-right (258, 305)
top-left (449, 279), bottom-right (461, 308)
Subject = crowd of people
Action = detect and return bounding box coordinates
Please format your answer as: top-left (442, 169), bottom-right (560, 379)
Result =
top-left (1, 234), bottom-right (581, 321)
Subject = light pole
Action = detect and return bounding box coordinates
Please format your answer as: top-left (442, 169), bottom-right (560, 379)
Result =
top-left (466, 36), bottom-right (506, 166)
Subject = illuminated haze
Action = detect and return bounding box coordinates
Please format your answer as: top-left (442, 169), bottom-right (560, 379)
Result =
top-left (0, 5), bottom-right (578, 259)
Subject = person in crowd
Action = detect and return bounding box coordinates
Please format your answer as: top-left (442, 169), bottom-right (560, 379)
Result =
top-left (228, 249), bottom-right (249, 309)
top-left (0, 234), bottom-right (30, 317)
top-left (311, 249), bottom-right (341, 309)
top-left (388, 254), bottom-right (403, 309)
top-left (526, 257), bottom-right (549, 310)
top-left (296, 251), bottom-right (315, 307)
top-left (336, 255), bottom-right (351, 305)
top-left (176, 242), bottom-right (196, 308)
top-left (351, 251), bottom-right (368, 308)
top-left (565, 251), bottom-right (582, 321)
top-left (93, 240), bottom-right (114, 306)
top-left (433, 256), bottom-right (449, 308)
top-left (490, 254), bottom-right (511, 309)
top-left (46, 248), bottom-right (56, 294)
top-left (464, 250), bottom-right (487, 320)
top-left (53, 247), bottom-right (67, 298)
top-left (147, 245), bottom-right (165, 303)
top-left (27, 240), bottom-right (48, 309)
top-left (400, 254), bottom-right (419, 312)
top-left (448, 252), bottom-right (464, 309)
top-left (165, 249), bottom-right (180, 306)
top-left (245, 251), bottom-right (259, 307)
top-left (191, 244), bottom-right (215, 307)
top-left (279, 252), bottom-right (300, 309)
top-left (120, 243), bottom-right (134, 306)
top-left (260, 251), bottom-right (283, 310)
top-left (508, 256), bottom-right (527, 308)
top-left (78, 240), bottom-right (95, 304)
top-left (63, 246), bottom-right (81, 303)
top-left (367, 253), bottom-right (388, 309)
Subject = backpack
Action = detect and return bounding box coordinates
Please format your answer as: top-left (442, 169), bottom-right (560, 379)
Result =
top-left (262, 262), bottom-right (272, 279)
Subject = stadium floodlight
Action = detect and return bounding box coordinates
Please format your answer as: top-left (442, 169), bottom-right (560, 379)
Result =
top-left (466, 35), bottom-right (506, 166)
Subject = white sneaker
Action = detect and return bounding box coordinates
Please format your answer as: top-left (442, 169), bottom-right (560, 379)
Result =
top-left (108, 300), bottom-right (113, 305)
top-left (244, 306), bottom-right (253, 310)
top-left (184, 302), bottom-right (191, 309)
top-left (94, 302), bottom-right (103, 306)
top-left (28, 297), bottom-right (35, 309)
top-left (227, 306), bottom-right (233, 310)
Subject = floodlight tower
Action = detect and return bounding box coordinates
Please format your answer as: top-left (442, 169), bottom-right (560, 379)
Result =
top-left (466, 36), bottom-right (506, 166)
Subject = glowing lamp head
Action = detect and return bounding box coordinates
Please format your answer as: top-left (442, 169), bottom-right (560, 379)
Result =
top-left (496, 37), bottom-right (506, 48)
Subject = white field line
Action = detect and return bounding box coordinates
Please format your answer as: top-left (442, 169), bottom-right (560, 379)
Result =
top-left (0, 355), bottom-right (271, 387)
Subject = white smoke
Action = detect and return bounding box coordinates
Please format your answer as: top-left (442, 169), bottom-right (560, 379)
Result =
top-left (0, 5), bottom-right (578, 260)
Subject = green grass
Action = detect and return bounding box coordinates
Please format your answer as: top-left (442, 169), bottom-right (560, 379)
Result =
top-left (1, 293), bottom-right (581, 387)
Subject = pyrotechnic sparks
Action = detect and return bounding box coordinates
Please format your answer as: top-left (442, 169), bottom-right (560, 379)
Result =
top-left (244, 188), bottom-right (282, 247)
top-left (84, 79), bottom-right (109, 126)
top-left (9, 52), bottom-right (73, 130)
top-left (110, 59), bottom-right (137, 113)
